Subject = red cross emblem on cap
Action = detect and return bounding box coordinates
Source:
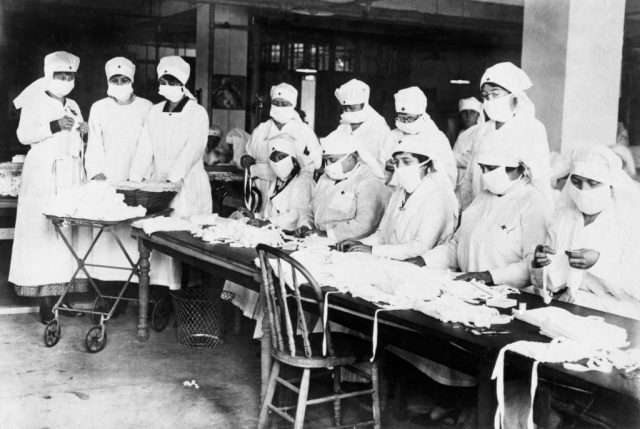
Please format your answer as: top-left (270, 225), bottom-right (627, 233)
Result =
top-left (401, 107), bottom-right (406, 111)
top-left (118, 65), bottom-right (121, 68)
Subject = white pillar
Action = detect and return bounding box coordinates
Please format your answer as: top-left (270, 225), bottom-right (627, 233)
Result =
top-left (521, 0), bottom-right (625, 155)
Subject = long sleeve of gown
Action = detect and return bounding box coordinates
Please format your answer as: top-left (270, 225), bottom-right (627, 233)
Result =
top-left (16, 104), bottom-right (55, 145)
top-left (85, 104), bottom-right (106, 179)
top-left (296, 126), bottom-right (322, 171)
top-left (423, 234), bottom-right (460, 270)
top-left (129, 121), bottom-right (153, 181)
top-left (527, 122), bottom-right (552, 203)
top-left (168, 110), bottom-right (209, 183)
top-left (329, 180), bottom-right (386, 241)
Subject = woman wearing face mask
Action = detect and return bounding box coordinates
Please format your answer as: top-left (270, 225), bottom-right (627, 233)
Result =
top-left (331, 79), bottom-right (390, 179)
top-left (241, 83), bottom-right (321, 212)
top-left (458, 62), bottom-right (551, 210)
top-left (409, 135), bottom-right (549, 288)
top-left (129, 55), bottom-right (212, 290)
top-left (532, 145), bottom-right (640, 320)
top-left (379, 87), bottom-right (457, 188)
top-left (10, 51), bottom-right (89, 323)
top-left (336, 134), bottom-right (458, 260)
top-left (295, 131), bottom-right (390, 240)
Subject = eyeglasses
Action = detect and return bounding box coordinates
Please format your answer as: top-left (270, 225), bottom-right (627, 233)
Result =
top-left (396, 115), bottom-right (420, 124)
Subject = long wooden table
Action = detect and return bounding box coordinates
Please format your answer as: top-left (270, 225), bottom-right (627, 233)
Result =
top-left (133, 229), bottom-right (640, 426)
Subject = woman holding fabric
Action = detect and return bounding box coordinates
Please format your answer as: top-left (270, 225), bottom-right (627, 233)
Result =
top-left (532, 144), bottom-right (640, 320)
top-left (336, 133), bottom-right (458, 260)
top-left (458, 62), bottom-right (551, 210)
top-left (241, 83), bottom-right (321, 211)
top-left (10, 51), bottom-right (88, 323)
top-left (129, 55), bottom-right (212, 289)
top-left (295, 131), bottom-right (390, 241)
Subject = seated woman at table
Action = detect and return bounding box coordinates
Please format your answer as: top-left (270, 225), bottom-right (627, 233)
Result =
top-left (408, 134), bottom-right (550, 289)
top-left (335, 133), bottom-right (458, 260)
top-left (531, 144), bottom-right (640, 320)
top-left (295, 130), bottom-right (390, 241)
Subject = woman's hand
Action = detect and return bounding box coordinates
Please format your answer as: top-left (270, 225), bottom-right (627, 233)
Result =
top-left (532, 245), bottom-right (555, 268)
top-left (454, 271), bottom-right (494, 285)
top-left (336, 239), bottom-right (361, 252)
top-left (247, 218), bottom-right (270, 228)
top-left (77, 121), bottom-right (89, 136)
top-left (57, 115), bottom-right (75, 131)
top-left (404, 256), bottom-right (426, 267)
top-left (240, 154), bottom-right (256, 169)
top-left (565, 249), bottom-right (600, 270)
top-left (348, 244), bottom-right (372, 254)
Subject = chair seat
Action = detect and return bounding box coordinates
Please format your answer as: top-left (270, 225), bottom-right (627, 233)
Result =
top-left (272, 332), bottom-right (373, 369)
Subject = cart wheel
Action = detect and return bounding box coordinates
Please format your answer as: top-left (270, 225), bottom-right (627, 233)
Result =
top-left (151, 298), bottom-right (172, 332)
top-left (85, 326), bottom-right (107, 353)
top-left (92, 297), bottom-right (111, 325)
top-left (43, 320), bottom-right (61, 347)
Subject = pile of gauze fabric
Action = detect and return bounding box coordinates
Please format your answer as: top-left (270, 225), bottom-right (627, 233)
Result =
top-left (43, 181), bottom-right (146, 221)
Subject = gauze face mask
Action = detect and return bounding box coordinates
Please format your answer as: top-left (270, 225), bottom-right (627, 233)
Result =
top-left (483, 94), bottom-right (515, 123)
top-left (48, 78), bottom-right (75, 97)
top-left (482, 166), bottom-right (519, 195)
top-left (158, 84), bottom-right (184, 103)
top-left (568, 182), bottom-right (612, 215)
top-left (341, 109), bottom-right (367, 124)
top-left (395, 116), bottom-right (424, 135)
top-left (107, 82), bottom-right (133, 102)
top-left (270, 156), bottom-right (294, 180)
top-left (270, 106), bottom-right (296, 124)
top-left (325, 155), bottom-right (350, 181)
top-left (395, 160), bottom-right (428, 193)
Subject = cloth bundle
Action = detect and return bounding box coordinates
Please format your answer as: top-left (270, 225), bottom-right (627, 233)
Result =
top-left (44, 181), bottom-right (146, 221)
top-left (192, 217), bottom-right (285, 248)
top-left (135, 216), bottom-right (192, 235)
top-left (414, 296), bottom-right (512, 329)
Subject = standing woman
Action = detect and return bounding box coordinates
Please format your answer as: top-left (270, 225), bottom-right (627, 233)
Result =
top-left (10, 51), bottom-right (89, 322)
top-left (129, 56), bottom-right (212, 289)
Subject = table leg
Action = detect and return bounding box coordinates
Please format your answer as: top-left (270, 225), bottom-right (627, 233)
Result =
top-left (477, 358), bottom-right (495, 428)
top-left (137, 238), bottom-right (151, 342)
top-left (260, 282), bottom-right (272, 400)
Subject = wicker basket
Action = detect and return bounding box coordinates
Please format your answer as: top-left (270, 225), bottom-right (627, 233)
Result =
top-left (116, 189), bottom-right (177, 214)
top-left (171, 287), bottom-right (225, 348)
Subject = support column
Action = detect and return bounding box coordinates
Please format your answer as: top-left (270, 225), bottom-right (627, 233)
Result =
top-left (521, 0), bottom-right (625, 155)
top-left (195, 4), bottom-right (212, 115)
top-left (211, 4), bottom-right (249, 133)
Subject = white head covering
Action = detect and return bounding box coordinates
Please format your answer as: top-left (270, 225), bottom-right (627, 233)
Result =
top-left (459, 97), bottom-right (482, 113)
top-left (570, 145), bottom-right (622, 186)
top-left (268, 134), bottom-right (297, 156)
top-left (105, 57), bottom-right (135, 81)
top-left (334, 79), bottom-right (370, 106)
top-left (157, 56), bottom-right (190, 85)
top-left (394, 87), bottom-right (427, 115)
top-left (321, 130), bottom-right (358, 155)
top-left (480, 62), bottom-right (532, 94)
top-left (391, 133), bottom-right (437, 159)
top-left (550, 152), bottom-right (571, 187)
top-left (270, 83), bottom-right (298, 107)
top-left (475, 134), bottom-right (521, 168)
top-left (209, 125), bottom-right (222, 137)
top-left (14, 51), bottom-right (80, 109)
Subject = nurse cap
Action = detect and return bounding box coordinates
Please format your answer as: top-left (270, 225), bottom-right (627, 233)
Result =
top-left (475, 134), bottom-right (521, 168)
top-left (480, 62), bottom-right (532, 94)
top-left (334, 79), bottom-right (370, 106)
top-left (570, 145), bottom-right (622, 185)
top-left (321, 130), bottom-right (358, 155)
top-left (394, 87), bottom-right (427, 115)
top-left (44, 51), bottom-right (80, 79)
top-left (391, 133), bottom-right (438, 160)
top-left (458, 97), bottom-right (482, 113)
top-left (209, 125), bottom-right (222, 137)
top-left (270, 83), bottom-right (298, 107)
top-left (157, 56), bottom-right (190, 85)
top-left (105, 57), bottom-right (135, 81)
top-left (268, 133), bottom-right (297, 157)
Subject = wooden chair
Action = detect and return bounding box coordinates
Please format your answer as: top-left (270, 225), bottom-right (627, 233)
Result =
top-left (256, 244), bottom-right (381, 429)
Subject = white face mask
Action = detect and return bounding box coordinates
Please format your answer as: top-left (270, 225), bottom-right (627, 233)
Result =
top-left (107, 82), bottom-right (133, 102)
top-left (48, 78), bottom-right (75, 97)
top-left (395, 160), bottom-right (428, 193)
top-left (270, 156), bottom-right (294, 180)
top-left (325, 154), bottom-right (351, 181)
top-left (158, 84), bottom-right (184, 103)
top-left (395, 116), bottom-right (425, 135)
top-left (270, 105), bottom-right (296, 124)
top-left (483, 95), bottom-right (515, 123)
top-left (568, 182), bottom-right (612, 215)
top-left (341, 109), bottom-right (367, 124)
top-left (482, 166), bottom-right (519, 195)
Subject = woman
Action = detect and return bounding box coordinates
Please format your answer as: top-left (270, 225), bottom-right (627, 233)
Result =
top-left (10, 51), bottom-right (88, 323)
top-left (532, 145), bottom-right (640, 320)
top-left (296, 131), bottom-right (390, 241)
top-left (85, 57), bottom-right (152, 284)
top-left (224, 133), bottom-right (315, 335)
top-left (452, 97), bottom-right (484, 196)
top-left (458, 62), bottom-right (551, 210)
top-left (129, 55), bottom-right (212, 289)
top-left (337, 133), bottom-right (458, 260)
top-left (414, 134), bottom-right (549, 288)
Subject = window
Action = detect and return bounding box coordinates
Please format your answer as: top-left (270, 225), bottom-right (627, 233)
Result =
top-left (335, 45), bottom-right (354, 72)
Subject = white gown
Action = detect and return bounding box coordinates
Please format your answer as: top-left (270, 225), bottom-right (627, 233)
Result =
top-left (300, 164), bottom-right (391, 241)
top-left (458, 115), bottom-right (551, 210)
top-left (379, 116), bottom-right (458, 189)
top-left (85, 96), bottom-right (153, 282)
top-left (452, 124), bottom-right (482, 193)
top-left (333, 106), bottom-right (391, 179)
top-left (129, 98), bottom-right (212, 289)
top-left (361, 173), bottom-right (457, 260)
top-left (9, 93), bottom-right (87, 296)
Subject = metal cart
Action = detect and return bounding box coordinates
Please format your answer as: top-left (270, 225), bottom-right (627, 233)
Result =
top-left (43, 211), bottom-right (172, 352)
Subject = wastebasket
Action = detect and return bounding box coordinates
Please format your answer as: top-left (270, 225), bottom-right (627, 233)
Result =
top-left (171, 286), bottom-right (225, 348)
